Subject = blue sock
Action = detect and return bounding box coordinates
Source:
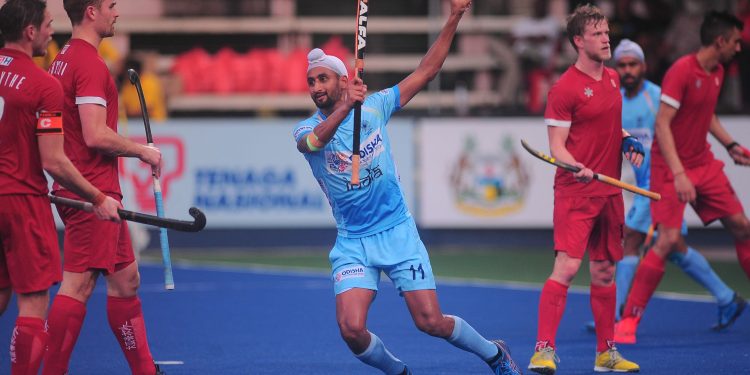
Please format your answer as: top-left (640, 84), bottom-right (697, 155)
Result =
top-left (445, 315), bottom-right (498, 362)
top-left (354, 332), bottom-right (407, 374)
top-left (615, 255), bottom-right (639, 320)
top-left (668, 247), bottom-right (734, 306)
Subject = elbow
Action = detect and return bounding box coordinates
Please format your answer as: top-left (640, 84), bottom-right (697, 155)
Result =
top-left (42, 158), bottom-right (65, 179)
top-left (424, 69), bottom-right (440, 83)
top-left (415, 65), bottom-right (440, 84)
top-left (82, 131), bottom-right (104, 150)
top-left (548, 142), bottom-right (564, 158)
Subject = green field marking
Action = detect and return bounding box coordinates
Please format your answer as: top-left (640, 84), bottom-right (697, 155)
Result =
top-left (146, 247), bottom-right (750, 297)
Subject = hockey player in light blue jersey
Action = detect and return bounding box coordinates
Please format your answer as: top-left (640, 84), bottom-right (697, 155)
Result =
top-left (292, 1), bottom-right (520, 374)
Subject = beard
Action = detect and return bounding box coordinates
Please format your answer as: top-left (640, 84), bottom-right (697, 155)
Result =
top-left (313, 89), bottom-right (340, 109)
top-left (31, 44), bottom-right (47, 58)
top-left (621, 74), bottom-right (642, 91)
top-left (314, 95), bottom-right (335, 109)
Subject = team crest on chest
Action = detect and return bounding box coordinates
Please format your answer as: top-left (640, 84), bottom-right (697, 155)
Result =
top-left (695, 79), bottom-right (702, 89)
top-left (584, 87), bottom-right (594, 98)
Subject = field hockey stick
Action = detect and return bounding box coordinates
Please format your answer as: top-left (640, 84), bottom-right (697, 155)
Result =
top-left (521, 139), bottom-right (661, 201)
top-left (351, 0), bottom-right (369, 185)
top-left (127, 69), bottom-right (175, 290)
top-left (50, 195), bottom-right (206, 232)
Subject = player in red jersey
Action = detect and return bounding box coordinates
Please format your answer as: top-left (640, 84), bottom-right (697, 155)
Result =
top-left (527, 5), bottom-right (642, 374)
top-left (615, 11), bottom-right (750, 344)
top-left (41, 1), bottom-right (164, 374)
top-left (0, 1), bottom-right (120, 374)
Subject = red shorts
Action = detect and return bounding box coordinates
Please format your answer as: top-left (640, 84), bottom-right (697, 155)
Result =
top-left (0, 195), bottom-right (62, 293)
top-left (55, 192), bottom-right (134, 275)
top-left (553, 194), bottom-right (624, 261)
top-left (651, 159), bottom-right (744, 229)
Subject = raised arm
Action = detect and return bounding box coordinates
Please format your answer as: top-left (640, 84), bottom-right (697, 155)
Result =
top-left (396, 0), bottom-right (472, 108)
top-left (78, 103), bottom-right (162, 175)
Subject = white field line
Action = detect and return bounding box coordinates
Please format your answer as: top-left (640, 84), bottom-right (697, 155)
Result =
top-left (139, 260), bottom-right (714, 303)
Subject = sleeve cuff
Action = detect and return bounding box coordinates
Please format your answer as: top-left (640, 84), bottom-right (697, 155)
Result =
top-left (660, 94), bottom-right (680, 109)
top-left (75, 96), bottom-right (107, 107)
top-left (544, 118), bottom-right (572, 127)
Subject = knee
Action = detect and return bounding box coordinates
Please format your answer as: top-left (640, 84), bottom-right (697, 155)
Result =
top-left (17, 290), bottom-right (49, 318)
top-left (61, 278), bottom-right (97, 302)
top-left (551, 262), bottom-right (581, 285)
top-left (592, 269), bottom-right (615, 285)
top-left (590, 262), bottom-right (615, 285)
top-left (337, 318), bottom-right (367, 344)
top-left (107, 269), bottom-right (141, 298)
top-left (734, 217), bottom-right (750, 242)
top-left (414, 314), bottom-right (450, 337)
top-left (654, 232), bottom-right (681, 255)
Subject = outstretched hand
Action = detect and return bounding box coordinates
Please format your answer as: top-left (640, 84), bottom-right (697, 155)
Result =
top-left (451, 0), bottom-right (472, 15)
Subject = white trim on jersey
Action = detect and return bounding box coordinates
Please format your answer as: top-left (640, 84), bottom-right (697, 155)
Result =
top-left (75, 96), bottom-right (107, 107)
top-left (544, 119), bottom-right (572, 127)
top-left (660, 94), bottom-right (680, 109)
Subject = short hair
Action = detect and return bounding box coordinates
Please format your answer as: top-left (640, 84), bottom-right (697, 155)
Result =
top-left (566, 3), bottom-right (607, 50)
top-left (63, 0), bottom-right (104, 26)
top-left (0, 0), bottom-right (47, 43)
top-left (700, 11), bottom-right (744, 46)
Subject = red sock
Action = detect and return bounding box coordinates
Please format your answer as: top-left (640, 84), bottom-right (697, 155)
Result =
top-left (10, 317), bottom-right (48, 375)
top-left (43, 295), bottom-right (86, 375)
top-left (107, 296), bottom-right (155, 375)
top-left (536, 279), bottom-right (569, 350)
top-left (623, 250), bottom-right (665, 319)
top-left (590, 283), bottom-right (616, 353)
top-left (736, 239), bottom-right (750, 280)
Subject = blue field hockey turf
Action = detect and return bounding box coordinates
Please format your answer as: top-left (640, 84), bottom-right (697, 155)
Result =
top-left (0, 263), bottom-right (747, 374)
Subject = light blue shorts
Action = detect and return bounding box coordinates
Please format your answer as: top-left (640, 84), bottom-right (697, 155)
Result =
top-left (626, 194), bottom-right (688, 235)
top-left (329, 217), bottom-right (436, 295)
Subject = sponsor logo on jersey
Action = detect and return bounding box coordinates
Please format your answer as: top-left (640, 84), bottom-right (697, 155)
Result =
top-left (0, 56), bottom-right (13, 66)
top-left (326, 152), bottom-right (350, 173)
top-left (356, 132), bottom-right (383, 162)
top-left (346, 165), bottom-right (383, 191)
top-left (335, 265), bottom-right (366, 282)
